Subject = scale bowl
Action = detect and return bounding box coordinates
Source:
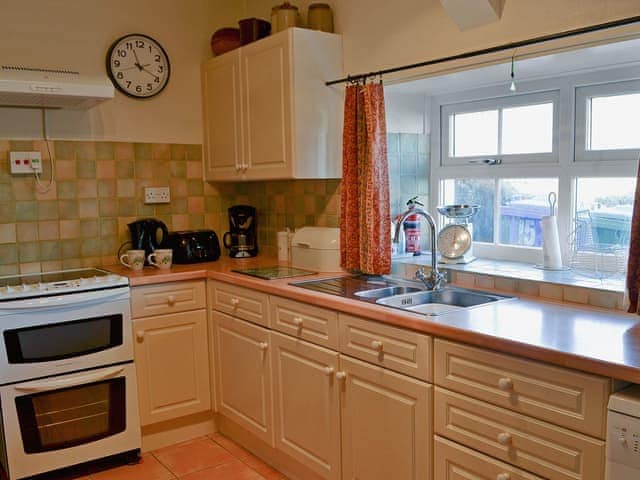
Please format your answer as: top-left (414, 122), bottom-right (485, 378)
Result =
top-left (437, 204), bottom-right (481, 219)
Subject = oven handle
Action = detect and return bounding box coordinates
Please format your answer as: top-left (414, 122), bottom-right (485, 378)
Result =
top-left (0, 287), bottom-right (129, 310)
top-left (13, 366), bottom-right (125, 393)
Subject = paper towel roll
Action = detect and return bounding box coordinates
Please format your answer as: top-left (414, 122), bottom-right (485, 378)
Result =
top-left (277, 231), bottom-right (290, 262)
top-left (541, 215), bottom-right (562, 269)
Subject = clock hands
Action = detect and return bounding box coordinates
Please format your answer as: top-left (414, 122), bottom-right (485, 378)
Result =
top-left (132, 49), bottom-right (143, 71)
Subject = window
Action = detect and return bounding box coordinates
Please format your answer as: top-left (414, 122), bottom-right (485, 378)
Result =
top-left (575, 79), bottom-right (640, 161)
top-left (441, 91), bottom-right (558, 166)
top-left (432, 71), bottom-right (638, 270)
top-left (442, 178), bottom-right (559, 248)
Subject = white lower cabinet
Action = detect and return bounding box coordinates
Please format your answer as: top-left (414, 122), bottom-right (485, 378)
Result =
top-left (213, 310), bottom-right (274, 446)
top-left (271, 331), bottom-right (341, 480)
top-left (340, 355), bottom-right (432, 480)
top-left (435, 436), bottom-right (544, 480)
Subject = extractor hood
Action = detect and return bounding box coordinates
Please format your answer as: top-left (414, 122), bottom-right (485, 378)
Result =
top-left (0, 65), bottom-right (114, 109)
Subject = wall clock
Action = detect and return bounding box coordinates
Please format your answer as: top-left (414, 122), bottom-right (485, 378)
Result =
top-left (106, 33), bottom-right (170, 98)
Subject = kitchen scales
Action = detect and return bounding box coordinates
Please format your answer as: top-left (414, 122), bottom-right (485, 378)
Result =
top-left (436, 204), bottom-right (480, 264)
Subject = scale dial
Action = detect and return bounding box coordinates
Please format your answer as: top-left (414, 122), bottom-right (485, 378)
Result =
top-left (437, 224), bottom-right (472, 259)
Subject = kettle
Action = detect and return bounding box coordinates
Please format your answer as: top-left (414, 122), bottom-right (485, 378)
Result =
top-left (128, 218), bottom-right (169, 261)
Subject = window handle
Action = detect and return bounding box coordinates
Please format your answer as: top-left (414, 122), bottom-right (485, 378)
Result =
top-left (469, 158), bottom-right (502, 165)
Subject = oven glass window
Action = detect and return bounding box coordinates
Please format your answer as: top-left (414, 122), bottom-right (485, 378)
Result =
top-left (4, 315), bottom-right (123, 363)
top-left (15, 377), bottom-right (126, 453)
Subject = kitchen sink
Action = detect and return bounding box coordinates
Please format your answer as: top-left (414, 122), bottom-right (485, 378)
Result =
top-left (291, 275), bottom-right (514, 316)
top-left (354, 286), bottom-right (422, 299)
top-left (376, 287), bottom-right (513, 315)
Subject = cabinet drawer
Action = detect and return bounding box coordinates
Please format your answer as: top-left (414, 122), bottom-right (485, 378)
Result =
top-left (210, 281), bottom-right (269, 327)
top-left (131, 280), bottom-right (206, 318)
top-left (435, 436), bottom-right (544, 480)
top-left (339, 314), bottom-right (432, 381)
top-left (434, 339), bottom-right (610, 438)
top-left (270, 296), bottom-right (338, 349)
top-left (434, 387), bottom-right (605, 480)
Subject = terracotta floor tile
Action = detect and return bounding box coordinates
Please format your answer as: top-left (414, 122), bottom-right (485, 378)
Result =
top-left (90, 453), bottom-right (174, 480)
top-left (208, 433), bottom-right (251, 460)
top-left (153, 437), bottom-right (234, 477)
top-left (179, 459), bottom-right (264, 480)
top-left (238, 454), bottom-right (285, 480)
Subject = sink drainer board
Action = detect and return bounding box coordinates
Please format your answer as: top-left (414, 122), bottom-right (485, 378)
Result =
top-left (233, 266), bottom-right (317, 280)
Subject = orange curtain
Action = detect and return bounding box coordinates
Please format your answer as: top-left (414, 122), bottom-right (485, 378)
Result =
top-left (340, 82), bottom-right (391, 275)
top-left (626, 161), bottom-right (640, 312)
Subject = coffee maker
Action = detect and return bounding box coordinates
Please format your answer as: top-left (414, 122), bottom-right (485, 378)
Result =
top-left (223, 205), bottom-right (258, 258)
top-left (128, 218), bottom-right (169, 261)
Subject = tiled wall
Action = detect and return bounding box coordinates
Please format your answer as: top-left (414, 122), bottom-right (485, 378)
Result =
top-left (387, 132), bottom-right (430, 218)
top-left (212, 180), bottom-right (341, 256)
top-left (0, 140), bottom-right (341, 274)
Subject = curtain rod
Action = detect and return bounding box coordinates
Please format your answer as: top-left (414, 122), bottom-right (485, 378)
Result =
top-left (326, 14), bottom-right (640, 86)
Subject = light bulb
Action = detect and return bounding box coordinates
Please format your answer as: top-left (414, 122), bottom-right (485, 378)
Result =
top-left (509, 79), bottom-right (516, 92)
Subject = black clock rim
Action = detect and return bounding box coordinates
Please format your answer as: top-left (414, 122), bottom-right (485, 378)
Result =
top-left (105, 33), bottom-right (171, 99)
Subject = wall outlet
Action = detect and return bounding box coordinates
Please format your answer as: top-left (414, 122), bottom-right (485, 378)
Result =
top-left (144, 186), bottom-right (171, 204)
top-left (9, 151), bottom-right (42, 174)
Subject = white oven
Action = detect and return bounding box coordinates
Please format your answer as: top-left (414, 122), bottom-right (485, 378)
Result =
top-left (0, 269), bottom-right (140, 480)
top-left (0, 363), bottom-right (140, 480)
top-left (0, 287), bottom-right (133, 385)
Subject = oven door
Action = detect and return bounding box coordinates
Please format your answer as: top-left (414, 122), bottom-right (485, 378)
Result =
top-left (0, 287), bottom-right (133, 384)
top-left (0, 363), bottom-right (140, 480)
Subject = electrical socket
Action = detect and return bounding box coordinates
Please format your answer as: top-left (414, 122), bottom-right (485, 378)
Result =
top-left (9, 151), bottom-right (43, 174)
top-left (144, 187), bottom-right (171, 204)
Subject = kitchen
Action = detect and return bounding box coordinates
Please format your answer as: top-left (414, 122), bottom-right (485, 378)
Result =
top-left (2, 1), bottom-right (640, 479)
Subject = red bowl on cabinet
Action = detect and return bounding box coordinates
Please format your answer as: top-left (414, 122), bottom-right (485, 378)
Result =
top-left (210, 28), bottom-right (241, 56)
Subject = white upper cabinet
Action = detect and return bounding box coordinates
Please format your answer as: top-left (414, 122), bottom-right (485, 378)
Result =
top-left (202, 28), bottom-right (343, 181)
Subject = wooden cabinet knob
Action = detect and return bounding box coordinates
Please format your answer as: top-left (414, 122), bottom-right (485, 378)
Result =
top-left (258, 342), bottom-right (268, 351)
top-left (498, 377), bottom-right (513, 391)
top-left (497, 432), bottom-right (512, 446)
top-left (335, 371), bottom-right (347, 381)
top-left (497, 474), bottom-right (511, 480)
top-left (136, 331), bottom-right (145, 341)
top-left (292, 317), bottom-right (303, 327)
top-left (370, 340), bottom-right (383, 351)
top-left (324, 366), bottom-right (335, 376)
top-left (167, 295), bottom-right (176, 306)
top-left (231, 298), bottom-right (240, 307)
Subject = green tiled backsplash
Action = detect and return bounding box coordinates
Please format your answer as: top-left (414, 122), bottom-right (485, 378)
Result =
top-left (0, 140), bottom-right (340, 275)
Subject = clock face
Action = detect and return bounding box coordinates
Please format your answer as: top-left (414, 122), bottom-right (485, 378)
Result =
top-left (437, 224), bottom-right (472, 259)
top-left (106, 34), bottom-right (170, 98)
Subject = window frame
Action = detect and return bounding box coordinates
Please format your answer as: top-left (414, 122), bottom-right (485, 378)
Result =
top-left (429, 67), bottom-right (640, 267)
top-left (440, 90), bottom-right (560, 167)
top-left (575, 78), bottom-right (640, 162)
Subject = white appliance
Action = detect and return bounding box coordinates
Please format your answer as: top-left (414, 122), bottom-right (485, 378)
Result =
top-left (290, 227), bottom-right (341, 272)
top-left (0, 65), bottom-right (114, 109)
top-left (606, 385), bottom-right (640, 479)
top-left (0, 268), bottom-right (140, 480)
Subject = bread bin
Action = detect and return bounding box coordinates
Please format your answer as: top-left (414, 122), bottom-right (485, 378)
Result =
top-left (290, 227), bottom-right (341, 272)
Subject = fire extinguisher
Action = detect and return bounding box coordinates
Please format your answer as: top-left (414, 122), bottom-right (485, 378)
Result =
top-left (404, 196), bottom-right (423, 255)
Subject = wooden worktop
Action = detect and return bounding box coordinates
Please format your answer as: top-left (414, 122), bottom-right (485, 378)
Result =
top-left (108, 256), bottom-right (640, 383)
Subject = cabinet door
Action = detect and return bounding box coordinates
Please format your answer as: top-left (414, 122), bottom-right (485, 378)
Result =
top-left (213, 311), bottom-right (273, 446)
top-left (340, 355), bottom-right (432, 480)
top-left (134, 310), bottom-right (210, 426)
top-left (241, 33), bottom-right (292, 179)
top-left (202, 52), bottom-right (244, 180)
top-left (271, 332), bottom-right (340, 480)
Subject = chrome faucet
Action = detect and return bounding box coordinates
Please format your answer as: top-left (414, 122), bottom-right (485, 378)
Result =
top-left (393, 207), bottom-right (446, 290)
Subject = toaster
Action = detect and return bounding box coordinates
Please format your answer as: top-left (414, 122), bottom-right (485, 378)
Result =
top-left (168, 230), bottom-right (221, 264)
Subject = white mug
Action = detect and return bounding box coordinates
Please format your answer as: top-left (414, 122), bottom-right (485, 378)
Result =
top-left (120, 249), bottom-right (146, 271)
top-left (147, 249), bottom-right (173, 269)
